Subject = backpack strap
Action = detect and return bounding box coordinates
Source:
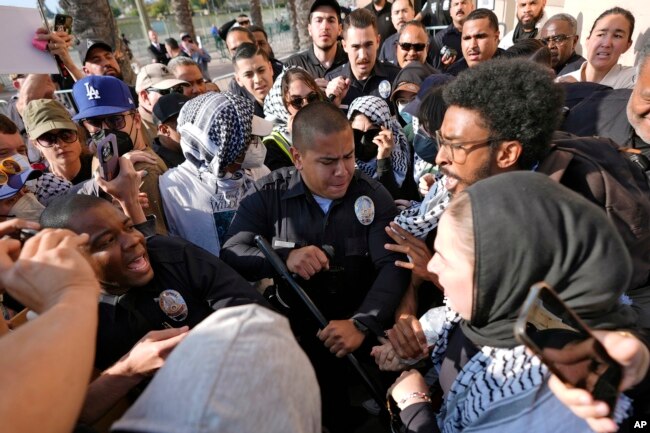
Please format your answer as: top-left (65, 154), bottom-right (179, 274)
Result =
top-left (537, 143), bottom-right (575, 182)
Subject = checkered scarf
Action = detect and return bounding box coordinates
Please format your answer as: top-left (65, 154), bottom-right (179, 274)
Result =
top-left (177, 91), bottom-right (253, 178)
top-left (263, 69), bottom-right (291, 138)
top-left (347, 96), bottom-right (409, 187)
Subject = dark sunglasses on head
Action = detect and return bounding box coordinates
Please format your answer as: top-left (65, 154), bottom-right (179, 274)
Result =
top-left (540, 34), bottom-right (575, 45)
top-left (288, 92), bottom-right (321, 110)
top-left (83, 113), bottom-right (130, 131)
top-left (35, 129), bottom-right (78, 148)
top-left (147, 84), bottom-right (189, 96)
top-left (238, 19), bottom-right (250, 25)
top-left (398, 42), bottom-right (426, 52)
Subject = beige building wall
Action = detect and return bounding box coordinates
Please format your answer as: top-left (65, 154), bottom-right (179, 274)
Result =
top-left (495, 0), bottom-right (650, 66)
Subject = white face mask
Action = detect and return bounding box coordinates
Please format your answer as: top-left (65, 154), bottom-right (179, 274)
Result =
top-left (241, 137), bottom-right (267, 169)
top-left (10, 193), bottom-right (45, 223)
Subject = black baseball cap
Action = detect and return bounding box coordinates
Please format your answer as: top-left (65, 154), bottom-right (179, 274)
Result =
top-left (309, 0), bottom-right (342, 20)
top-left (79, 39), bottom-right (114, 64)
top-left (153, 92), bottom-right (191, 124)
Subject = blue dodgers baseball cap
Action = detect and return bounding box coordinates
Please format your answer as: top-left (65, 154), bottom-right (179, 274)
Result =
top-left (0, 154), bottom-right (42, 201)
top-left (72, 75), bottom-right (135, 121)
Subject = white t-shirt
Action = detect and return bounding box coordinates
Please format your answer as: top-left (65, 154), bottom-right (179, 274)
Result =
top-left (559, 62), bottom-right (636, 89)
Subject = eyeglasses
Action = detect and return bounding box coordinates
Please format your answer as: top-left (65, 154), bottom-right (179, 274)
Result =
top-left (34, 129), bottom-right (78, 148)
top-left (398, 42), bottom-right (427, 52)
top-left (83, 113), bottom-right (132, 131)
top-left (540, 34), bottom-right (575, 46)
top-left (147, 84), bottom-right (189, 96)
top-left (434, 130), bottom-right (501, 164)
top-left (238, 19), bottom-right (250, 25)
top-left (287, 92), bottom-right (321, 110)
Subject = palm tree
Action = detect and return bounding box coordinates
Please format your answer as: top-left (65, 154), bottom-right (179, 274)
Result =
top-left (295, 0), bottom-right (311, 51)
top-left (59, 0), bottom-right (135, 83)
top-left (286, 0), bottom-right (300, 51)
top-left (250, 0), bottom-right (264, 28)
top-left (170, 0), bottom-right (197, 40)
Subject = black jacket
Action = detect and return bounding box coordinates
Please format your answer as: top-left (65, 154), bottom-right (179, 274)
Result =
top-left (221, 167), bottom-right (410, 334)
top-left (325, 61), bottom-right (401, 110)
top-left (284, 43), bottom-right (348, 79)
top-left (95, 235), bottom-right (266, 369)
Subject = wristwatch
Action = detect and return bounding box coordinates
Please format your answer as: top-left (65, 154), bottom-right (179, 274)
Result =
top-left (352, 318), bottom-right (370, 336)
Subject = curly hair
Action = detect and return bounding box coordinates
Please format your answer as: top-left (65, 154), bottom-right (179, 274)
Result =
top-left (443, 58), bottom-right (564, 169)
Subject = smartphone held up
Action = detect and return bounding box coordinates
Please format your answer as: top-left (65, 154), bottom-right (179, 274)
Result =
top-left (514, 282), bottom-right (622, 415)
top-left (96, 133), bottom-right (120, 181)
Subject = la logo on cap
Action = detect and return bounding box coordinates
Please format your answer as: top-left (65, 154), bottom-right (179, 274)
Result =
top-left (84, 82), bottom-right (101, 100)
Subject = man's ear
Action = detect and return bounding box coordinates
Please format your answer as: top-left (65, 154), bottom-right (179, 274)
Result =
top-left (132, 111), bottom-right (142, 129)
top-left (157, 123), bottom-right (170, 137)
top-left (234, 68), bottom-right (243, 86)
top-left (290, 147), bottom-right (303, 170)
top-left (138, 89), bottom-right (150, 107)
top-left (341, 38), bottom-right (348, 53)
top-left (494, 140), bottom-right (522, 169)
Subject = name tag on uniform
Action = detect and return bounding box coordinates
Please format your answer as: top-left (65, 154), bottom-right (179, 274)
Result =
top-left (273, 240), bottom-right (296, 248)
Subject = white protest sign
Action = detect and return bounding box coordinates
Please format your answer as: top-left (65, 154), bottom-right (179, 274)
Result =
top-left (0, 5), bottom-right (58, 74)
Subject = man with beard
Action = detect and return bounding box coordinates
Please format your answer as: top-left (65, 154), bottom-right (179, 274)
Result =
top-left (378, 0), bottom-right (416, 65)
top-left (325, 8), bottom-right (400, 109)
top-left (446, 8), bottom-right (504, 76)
top-left (386, 59), bottom-right (650, 356)
top-left (499, 0), bottom-right (547, 49)
top-left (56, 39), bottom-right (140, 108)
top-left (431, 0), bottom-right (475, 69)
top-left (540, 14), bottom-right (584, 76)
top-left (285, 0), bottom-right (348, 87)
top-left (364, 0), bottom-right (395, 51)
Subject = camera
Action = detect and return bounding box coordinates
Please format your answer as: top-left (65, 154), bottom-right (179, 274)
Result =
top-left (440, 45), bottom-right (457, 59)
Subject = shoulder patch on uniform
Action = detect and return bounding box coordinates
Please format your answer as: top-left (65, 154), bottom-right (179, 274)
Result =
top-left (354, 195), bottom-right (375, 225)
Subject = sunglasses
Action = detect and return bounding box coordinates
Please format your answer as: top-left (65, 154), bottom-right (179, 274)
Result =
top-left (398, 42), bottom-right (426, 52)
top-left (540, 34), bottom-right (575, 46)
top-left (83, 113), bottom-right (132, 131)
top-left (35, 129), bottom-right (78, 148)
top-left (147, 84), bottom-right (189, 96)
top-left (287, 92), bottom-right (321, 110)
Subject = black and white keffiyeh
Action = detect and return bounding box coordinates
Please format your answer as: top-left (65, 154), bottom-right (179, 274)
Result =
top-left (347, 96), bottom-right (409, 187)
top-left (263, 69), bottom-right (291, 139)
top-left (27, 172), bottom-right (72, 205)
top-left (424, 305), bottom-right (632, 433)
top-left (176, 91), bottom-right (255, 229)
top-left (393, 174), bottom-right (451, 238)
top-left (177, 91), bottom-right (252, 178)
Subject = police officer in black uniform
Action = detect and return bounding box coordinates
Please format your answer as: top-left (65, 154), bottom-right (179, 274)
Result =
top-left (221, 101), bottom-right (410, 432)
top-left (325, 8), bottom-right (400, 112)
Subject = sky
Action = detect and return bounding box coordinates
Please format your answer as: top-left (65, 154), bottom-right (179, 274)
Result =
top-left (1, 0), bottom-right (61, 13)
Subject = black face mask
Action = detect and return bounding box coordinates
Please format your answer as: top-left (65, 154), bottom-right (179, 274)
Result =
top-left (91, 129), bottom-right (135, 156)
top-left (413, 128), bottom-right (438, 163)
top-left (353, 128), bottom-right (380, 162)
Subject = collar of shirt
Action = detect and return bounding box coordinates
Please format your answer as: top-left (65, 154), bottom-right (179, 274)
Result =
top-left (281, 168), bottom-right (361, 201)
top-left (307, 42), bottom-right (348, 69)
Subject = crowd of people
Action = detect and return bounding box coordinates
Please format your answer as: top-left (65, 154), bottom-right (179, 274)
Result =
top-left (1, 1), bottom-right (650, 432)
